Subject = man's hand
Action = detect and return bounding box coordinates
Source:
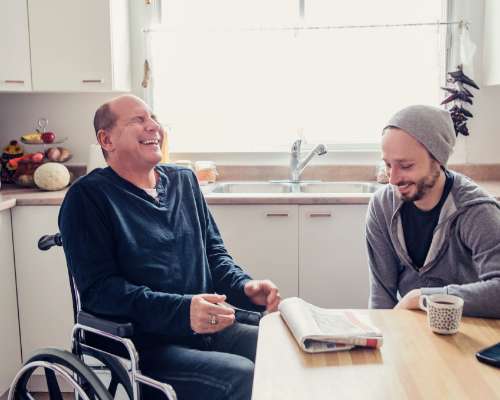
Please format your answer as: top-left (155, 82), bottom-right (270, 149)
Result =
top-left (190, 293), bottom-right (235, 334)
top-left (244, 280), bottom-right (281, 312)
top-left (394, 289), bottom-right (422, 310)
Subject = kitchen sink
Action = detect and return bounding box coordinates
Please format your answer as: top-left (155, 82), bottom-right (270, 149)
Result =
top-left (209, 181), bottom-right (381, 194)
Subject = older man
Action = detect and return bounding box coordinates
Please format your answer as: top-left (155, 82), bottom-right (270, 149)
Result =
top-left (366, 105), bottom-right (500, 318)
top-left (59, 94), bottom-right (280, 400)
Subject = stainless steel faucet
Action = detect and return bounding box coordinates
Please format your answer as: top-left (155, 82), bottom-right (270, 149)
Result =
top-left (289, 139), bottom-right (327, 182)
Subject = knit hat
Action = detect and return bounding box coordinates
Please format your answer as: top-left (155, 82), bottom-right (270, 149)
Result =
top-left (384, 105), bottom-right (456, 166)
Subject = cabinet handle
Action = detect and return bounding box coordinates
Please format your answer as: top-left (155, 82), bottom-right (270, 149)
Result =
top-left (82, 79), bottom-right (104, 83)
top-left (308, 212), bottom-right (332, 218)
top-left (265, 212), bottom-right (289, 217)
top-left (4, 80), bottom-right (25, 84)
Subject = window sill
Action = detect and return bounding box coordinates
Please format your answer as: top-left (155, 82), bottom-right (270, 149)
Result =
top-left (169, 148), bottom-right (382, 166)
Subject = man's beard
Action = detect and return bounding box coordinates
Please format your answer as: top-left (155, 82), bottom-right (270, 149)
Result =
top-left (398, 164), bottom-right (441, 202)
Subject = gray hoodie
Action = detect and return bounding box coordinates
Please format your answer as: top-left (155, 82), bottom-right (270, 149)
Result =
top-left (366, 171), bottom-right (500, 318)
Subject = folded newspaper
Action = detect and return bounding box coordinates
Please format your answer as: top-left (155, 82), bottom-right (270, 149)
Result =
top-left (278, 297), bottom-right (383, 353)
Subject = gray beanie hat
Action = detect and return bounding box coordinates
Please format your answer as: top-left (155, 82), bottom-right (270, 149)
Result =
top-left (384, 105), bottom-right (456, 165)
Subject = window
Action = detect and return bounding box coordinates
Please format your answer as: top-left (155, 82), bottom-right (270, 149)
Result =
top-left (149, 0), bottom-right (447, 153)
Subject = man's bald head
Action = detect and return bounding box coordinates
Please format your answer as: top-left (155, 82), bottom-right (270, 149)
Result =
top-left (93, 95), bottom-right (150, 158)
top-left (94, 95), bottom-right (147, 135)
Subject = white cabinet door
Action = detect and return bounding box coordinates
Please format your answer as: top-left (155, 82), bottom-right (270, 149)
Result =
top-left (0, 0), bottom-right (32, 91)
top-left (299, 205), bottom-right (370, 309)
top-left (28, 0), bottom-right (130, 92)
top-left (0, 210), bottom-right (22, 393)
top-left (483, 0), bottom-right (500, 86)
top-left (11, 206), bottom-right (73, 360)
top-left (210, 205), bottom-right (299, 299)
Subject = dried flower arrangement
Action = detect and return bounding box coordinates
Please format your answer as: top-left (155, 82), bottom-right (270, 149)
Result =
top-left (441, 65), bottom-right (480, 137)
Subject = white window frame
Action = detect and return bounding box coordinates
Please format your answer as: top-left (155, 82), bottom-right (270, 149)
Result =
top-left (143, 0), bottom-right (450, 164)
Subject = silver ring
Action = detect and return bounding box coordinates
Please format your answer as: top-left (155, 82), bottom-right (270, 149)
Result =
top-left (208, 314), bottom-right (218, 325)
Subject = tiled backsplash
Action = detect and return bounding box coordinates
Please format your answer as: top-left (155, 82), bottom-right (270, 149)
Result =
top-left (213, 164), bottom-right (500, 182)
top-left (72, 163), bottom-right (500, 183)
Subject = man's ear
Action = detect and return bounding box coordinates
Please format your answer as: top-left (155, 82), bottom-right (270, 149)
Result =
top-left (97, 129), bottom-right (114, 153)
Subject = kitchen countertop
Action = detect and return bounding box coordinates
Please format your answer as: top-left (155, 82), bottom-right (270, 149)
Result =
top-left (3, 181), bottom-right (500, 210)
top-left (0, 185), bottom-right (70, 211)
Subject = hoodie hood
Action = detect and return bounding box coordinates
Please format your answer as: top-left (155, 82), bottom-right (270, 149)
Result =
top-left (378, 170), bottom-right (500, 273)
top-left (446, 171), bottom-right (499, 209)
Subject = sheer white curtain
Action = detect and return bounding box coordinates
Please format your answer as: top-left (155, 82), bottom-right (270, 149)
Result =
top-left (149, 0), bottom-right (447, 153)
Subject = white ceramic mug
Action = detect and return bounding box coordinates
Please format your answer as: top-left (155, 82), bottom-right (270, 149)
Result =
top-left (419, 294), bottom-right (464, 335)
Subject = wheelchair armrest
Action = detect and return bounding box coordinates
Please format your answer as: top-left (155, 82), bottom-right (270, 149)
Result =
top-left (77, 311), bottom-right (134, 338)
top-left (233, 307), bottom-right (263, 326)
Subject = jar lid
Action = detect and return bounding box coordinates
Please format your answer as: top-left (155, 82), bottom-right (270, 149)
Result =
top-left (195, 160), bottom-right (216, 170)
top-left (174, 160), bottom-right (194, 169)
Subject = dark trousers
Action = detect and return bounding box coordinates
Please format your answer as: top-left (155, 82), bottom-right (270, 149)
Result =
top-left (139, 322), bottom-right (259, 400)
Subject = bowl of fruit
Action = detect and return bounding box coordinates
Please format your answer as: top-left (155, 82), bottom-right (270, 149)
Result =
top-left (8, 118), bottom-right (72, 189)
top-left (10, 152), bottom-right (45, 187)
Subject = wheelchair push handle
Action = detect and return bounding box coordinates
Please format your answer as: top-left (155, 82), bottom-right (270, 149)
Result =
top-left (38, 233), bottom-right (62, 251)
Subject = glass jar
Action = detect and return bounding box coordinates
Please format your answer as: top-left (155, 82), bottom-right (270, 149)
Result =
top-left (195, 161), bottom-right (218, 184)
top-left (375, 161), bottom-right (389, 184)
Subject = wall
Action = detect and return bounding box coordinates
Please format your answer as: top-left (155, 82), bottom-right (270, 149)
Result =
top-left (0, 1), bottom-right (499, 166)
top-left (0, 93), bottom-right (119, 164)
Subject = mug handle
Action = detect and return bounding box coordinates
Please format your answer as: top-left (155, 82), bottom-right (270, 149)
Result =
top-left (419, 295), bottom-right (429, 312)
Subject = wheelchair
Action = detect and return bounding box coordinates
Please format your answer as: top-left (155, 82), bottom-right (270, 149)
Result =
top-left (9, 233), bottom-right (263, 399)
top-left (8, 233), bottom-right (177, 399)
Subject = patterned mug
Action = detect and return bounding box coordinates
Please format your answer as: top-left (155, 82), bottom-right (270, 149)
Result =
top-left (419, 294), bottom-right (464, 335)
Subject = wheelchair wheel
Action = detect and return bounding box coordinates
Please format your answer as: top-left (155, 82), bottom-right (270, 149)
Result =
top-left (81, 346), bottom-right (133, 399)
top-left (9, 347), bottom-right (113, 400)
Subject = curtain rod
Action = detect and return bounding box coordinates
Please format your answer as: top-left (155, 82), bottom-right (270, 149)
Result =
top-left (143, 20), bottom-right (466, 34)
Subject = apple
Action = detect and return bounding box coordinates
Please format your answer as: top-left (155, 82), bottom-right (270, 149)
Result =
top-left (41, 131), bottom-right (56, 144)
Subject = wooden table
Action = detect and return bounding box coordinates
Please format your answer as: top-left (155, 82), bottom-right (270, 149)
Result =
top-left (252, 310), bottom-right (500, 400)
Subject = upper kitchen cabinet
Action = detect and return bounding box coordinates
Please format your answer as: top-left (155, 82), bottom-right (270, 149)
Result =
top-left (0, 0), bottom-right (32, 91)
top-left (28, 0), bottom-right (131, 92)
top-left (483, 0), bottom-right (500, 86)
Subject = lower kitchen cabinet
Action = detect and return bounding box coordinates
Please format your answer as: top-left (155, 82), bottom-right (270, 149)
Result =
top-left (0, 209), bottom-right (22, 394)
top-left (210, 205), bottom-right (299, 299)
top-left (11, 206), bottom-right (73, 361)
top-left (299, 205), bottom-right (369, 308)
top-left (210, 204), bottom-right (369, 308)
top-left (7, 201), bottom-right (369, 372)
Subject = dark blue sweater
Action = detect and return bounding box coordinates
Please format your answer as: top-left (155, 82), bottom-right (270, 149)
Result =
top-left (58, 165), bottom-right (255, 347)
